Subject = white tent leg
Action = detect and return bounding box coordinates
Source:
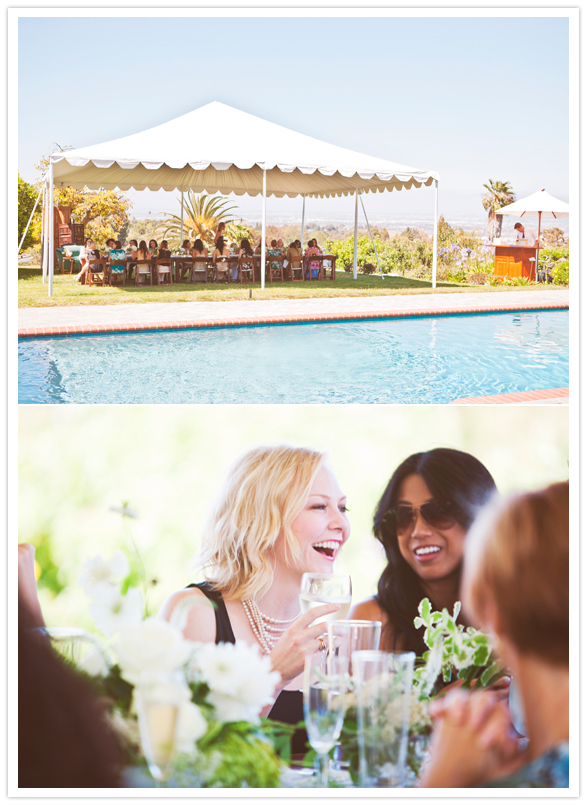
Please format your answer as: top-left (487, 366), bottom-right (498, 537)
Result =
top-left (41, 182), bottom-right (47, 283)
top-left (360, 194), bottom-right (384, 279)
top-left (19, 180), bottom-right (45, 253)
top-left (261, 168), bottom-right (267, 290)
top-left (48, 159), bottom-right (54, 297)
top-left (353, 191), bottom-right (359, 280)
top-left (180, 191), bottom-right (184, 245)
top-left (300, 195), bottom-right (305, 246)
top-left (432, 179), bottom-right (439, 289)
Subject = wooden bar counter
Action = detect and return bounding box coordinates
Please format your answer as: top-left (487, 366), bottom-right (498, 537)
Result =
top-left (489, 244), bottom-right (539, 280)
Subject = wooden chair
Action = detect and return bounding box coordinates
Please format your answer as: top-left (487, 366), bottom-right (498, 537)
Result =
top-left (287, 254), bottom-right (304, 281)
top-left (134, 259), bottom-right (154, 287)
top-left (175, 256), bottom-right (192, 282)
top-left (190, 256), bottom-right (209, 284)
top-left (86, 257), bottom-right (107, 287)
top-left (266, 255), bottom-right (285, 282)
top-left (316, 254), bottom-right (337, 281)
top-left (61, 252), bottom-right (75, 274)
top-left (155, 258), bottom-right (173, 286)
top-left (237, 255), bottom-right (256, 283)
top-left (213, 256), bottom-right (230, 283)
top-left (107, 259), bottom-right (127, 287)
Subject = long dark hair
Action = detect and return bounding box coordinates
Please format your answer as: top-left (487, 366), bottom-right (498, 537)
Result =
top-left (374, 448), bottom-right (497, 654)
top-left (215, 236), bottom-right (225, 253)
top-left (240, 238), bottom-right (253, 257)
top-left (193, 239), bottom-right (205, 254)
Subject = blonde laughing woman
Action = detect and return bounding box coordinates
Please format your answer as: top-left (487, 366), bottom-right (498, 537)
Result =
top-left (159, 444), bottom-right (350, 754)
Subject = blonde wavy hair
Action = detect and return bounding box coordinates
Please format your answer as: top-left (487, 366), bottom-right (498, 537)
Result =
top-left (197, 444), bottom-right (326, 601)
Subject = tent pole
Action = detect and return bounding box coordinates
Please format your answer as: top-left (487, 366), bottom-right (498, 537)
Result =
top-left (180, 191), bottom-right (184, 245)
top-left (432, 179), bottom-right (439, 289)
top-left (360, 194), bottom-right (384, 279)
top-left (41, 181), bottom-right (47, 283)
top-left (261, 168), bottom-right (267, 290)
top-left (353, 190), bottom-right (359, 280)
top-left (18, 179), bottom-right (45, 253)
top-left (48, 159), bottom-right (54, 297)
top-left (300, 195), bottom-right (305, 246)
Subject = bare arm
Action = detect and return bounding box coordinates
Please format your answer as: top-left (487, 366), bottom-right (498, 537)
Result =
top-left (18, 543), bottom-right (45, 628)
top-left (158, 588), bottom-right (218, 644)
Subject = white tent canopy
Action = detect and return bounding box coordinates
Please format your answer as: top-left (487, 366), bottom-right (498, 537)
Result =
top-left (45, 101), bottom-right (440, 293)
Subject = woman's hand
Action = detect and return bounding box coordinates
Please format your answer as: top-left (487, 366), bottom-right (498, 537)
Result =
top-left (268, 604), bottom-right (340, 687)
top-left (419, 688), bottom-right (521, 788)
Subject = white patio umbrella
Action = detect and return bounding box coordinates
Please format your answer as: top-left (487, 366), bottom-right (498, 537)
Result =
top-left (495, 188), bottom-right (569, 239)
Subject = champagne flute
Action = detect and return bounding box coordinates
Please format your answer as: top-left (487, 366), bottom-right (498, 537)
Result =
top-left (303, 652), bottom-right (347, 787)
top-left (134, 670), bottom-right (186, 782)
top-left (299, 573), bottom-right (352, 625)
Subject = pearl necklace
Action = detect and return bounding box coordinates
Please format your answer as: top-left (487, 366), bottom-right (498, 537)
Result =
top-left (242, 599), bottom-right (300, 655)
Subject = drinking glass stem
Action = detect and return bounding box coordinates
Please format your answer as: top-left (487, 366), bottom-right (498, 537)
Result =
top-left (317, 753), bottom-right (329, 787)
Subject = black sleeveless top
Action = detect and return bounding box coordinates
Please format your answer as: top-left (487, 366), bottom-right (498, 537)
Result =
top-left (187, 582), bottom-right (307, 756)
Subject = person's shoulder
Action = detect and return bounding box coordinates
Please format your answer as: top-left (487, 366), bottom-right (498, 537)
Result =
top-left (349, 596), bottom-right (385, 622)
top-left (158, 586), bottom-right (218, 641)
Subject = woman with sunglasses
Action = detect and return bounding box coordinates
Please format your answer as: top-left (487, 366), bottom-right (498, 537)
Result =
top-left (350, 448), bottom-right (496, 655)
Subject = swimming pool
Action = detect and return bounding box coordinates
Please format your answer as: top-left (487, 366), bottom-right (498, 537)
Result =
top-left (18, 310), bottom-right (568, 405)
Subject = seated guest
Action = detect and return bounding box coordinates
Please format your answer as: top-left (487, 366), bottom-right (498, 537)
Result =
top-left (126, 239), bottom-right (139, 280)
top-left (136, 240), bottom-right (151, 262)
top-left (105, 238), bottom-right (116, 254)
top-left (304, 240), bottom-right (322, 279)
top-left (181, 239), bottom-right (192, 255)
top-left (75, 239), bottom-right (100, 283)
top-left (350, 448), bottom-right (496, 656)
top-left (19, 597), bottom-right (125, 787)
top-left (192, 239), bottom-right (208, 257)
top-left (277, 238), bottom-right (285, 252)
top-left (148, 239), bottom-right (158, 255)
top-left (108, 240), bottom-right (127, 282)
top-left (212, 236), bottom-right (231, 283)
top-left (267, 239), bottom-right (283, 275)
top-left (236, 238), bottom-right (255, 281)
top-left (18, 546), bottom-right (124, 787)
top-left (159, 444), bottom-right (350, 756)
top-left (420, 481), bottom-right (569, 789)
top-left (285, 241), bottom-right (303, 279)
top-left (158, 239), bottom-right (171, 260)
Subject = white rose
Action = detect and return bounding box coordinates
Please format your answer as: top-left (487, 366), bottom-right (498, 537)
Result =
top-left (78, 552), bottom-right (130, 595)
top-left (114, 617), bottom-right (193, 685)
top-left (89, 586), bottom-right (143, 637)
top-left (78, 646), bottom-right (110, 677)
top-left (175, 701), bottom-right (208, 754)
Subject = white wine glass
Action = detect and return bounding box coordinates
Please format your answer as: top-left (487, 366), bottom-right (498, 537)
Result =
top-left (134, 670), bottom-right (186, 782)
top-left (303, 652), bottom-right (347, 788)
top-left (299, 573), bottom-right (352, 626)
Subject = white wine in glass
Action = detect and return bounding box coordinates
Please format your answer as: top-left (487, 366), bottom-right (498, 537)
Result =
top-left (303, 653), bottom-right (347, 787)
top-left (299, 573), bottom-right (352, 624)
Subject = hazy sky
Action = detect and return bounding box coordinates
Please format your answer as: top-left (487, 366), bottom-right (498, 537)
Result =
top-left (16, 11), bottom-right (571, 223)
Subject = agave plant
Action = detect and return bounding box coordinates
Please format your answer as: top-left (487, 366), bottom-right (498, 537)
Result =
top-left (482, 180), bottom-right (516, 241)
top-left (155, 192), bottom-right (238, 248)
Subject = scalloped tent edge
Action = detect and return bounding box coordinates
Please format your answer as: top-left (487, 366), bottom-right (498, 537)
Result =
top-left (43, 101), bottom-right (440, 294)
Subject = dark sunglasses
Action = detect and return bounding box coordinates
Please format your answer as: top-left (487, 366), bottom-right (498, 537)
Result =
top-left (390, 501), bottom-right (457, 533)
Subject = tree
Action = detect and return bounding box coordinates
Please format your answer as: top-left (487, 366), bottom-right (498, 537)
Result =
top-left (18, 174), bottom-right (41, 250)
top-left (35, 149), bottom-right (132, 247)
top-left (482, 180), bottom-right (516, 241)
top-left (155, 192), bottom-right (237, 247)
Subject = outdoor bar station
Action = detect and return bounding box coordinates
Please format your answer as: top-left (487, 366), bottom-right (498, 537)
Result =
top-left (490, 241), bottom-right (539, 280)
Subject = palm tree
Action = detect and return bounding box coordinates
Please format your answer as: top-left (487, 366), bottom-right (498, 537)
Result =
top-left (156, 192), bottom-right (238, 247)
top-left (482, 180), bottom-right (516, 241)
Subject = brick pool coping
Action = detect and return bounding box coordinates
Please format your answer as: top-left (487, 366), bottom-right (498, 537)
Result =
top-left (17, 300), bottom-right (568, 338)
top-left (450, 387), bottom-right (569, 405)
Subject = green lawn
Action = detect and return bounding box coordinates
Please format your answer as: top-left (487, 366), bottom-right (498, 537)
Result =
top-left (18, 265), bottom-right (557, 308)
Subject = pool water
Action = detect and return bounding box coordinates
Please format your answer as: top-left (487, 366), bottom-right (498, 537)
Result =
top-left (18, 310), bottom-right (569, 405)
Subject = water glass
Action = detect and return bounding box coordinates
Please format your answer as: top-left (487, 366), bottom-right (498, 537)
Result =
top-left (299, 573), bottom-right (352, 625)
top-left (134, 670), bottom-right (186, 781)
top-left (353, 650), bottom-right (415, 788)
top-left (303, 652), bottom-right (347, 787)
top-left (327, 620), bottom-right (381, 672)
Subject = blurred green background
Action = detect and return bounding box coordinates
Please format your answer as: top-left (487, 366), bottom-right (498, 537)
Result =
top-left (19, 405), bottom-right (568, 631)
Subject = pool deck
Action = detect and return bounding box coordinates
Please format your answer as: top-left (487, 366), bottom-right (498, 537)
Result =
top-left (18, 288), bottom-right (568, 337)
